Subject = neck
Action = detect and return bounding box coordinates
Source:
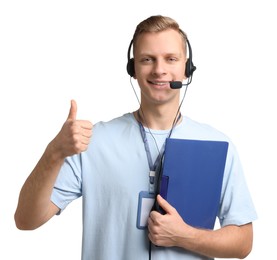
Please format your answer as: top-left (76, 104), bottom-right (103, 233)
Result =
top-left (134, 104), bottom-right (181, 130)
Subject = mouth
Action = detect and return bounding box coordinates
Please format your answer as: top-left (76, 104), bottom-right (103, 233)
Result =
top-left (148, 80), bottom-right (170, 89)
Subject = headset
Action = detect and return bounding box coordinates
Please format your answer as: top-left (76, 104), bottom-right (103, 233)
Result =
top-left (126, 36), bottom-right (196, 79)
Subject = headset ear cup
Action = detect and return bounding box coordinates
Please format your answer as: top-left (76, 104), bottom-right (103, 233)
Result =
top-left (185, 58), bottom-right (196, 78)
top-left (185, 58), bottom-right (192, 78)
top-left (127, 58), bottom-right (135, 77)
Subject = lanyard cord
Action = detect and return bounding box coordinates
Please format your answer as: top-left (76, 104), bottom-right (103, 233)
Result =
top-left (137, 110), bottom-right (182, 260)
top-left (137, 110), bottom-right (182, 171)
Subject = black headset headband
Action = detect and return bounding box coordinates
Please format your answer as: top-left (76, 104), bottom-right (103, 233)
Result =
top-left (126, 37), bottom-right (196, 78)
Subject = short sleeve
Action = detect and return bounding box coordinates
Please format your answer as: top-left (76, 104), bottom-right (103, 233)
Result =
top-left (218, 144), bottom-right (258, 226)
top-left (51, 154), bottom-right (82, 213)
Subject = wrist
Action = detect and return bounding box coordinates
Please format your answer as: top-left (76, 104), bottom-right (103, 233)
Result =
top-left (46, 139), bottom-right (67, 163)
top-left (175, 225), bottom-right (202, 251)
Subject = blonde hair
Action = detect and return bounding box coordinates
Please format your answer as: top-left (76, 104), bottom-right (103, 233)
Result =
top-left (132, 15), bottom-right (187, 55)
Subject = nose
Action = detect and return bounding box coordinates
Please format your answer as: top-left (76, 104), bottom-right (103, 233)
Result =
top-left (152, 59), bottom-right (167, 76)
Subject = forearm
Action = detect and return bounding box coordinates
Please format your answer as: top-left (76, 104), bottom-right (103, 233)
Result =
top-left (14, 141), bottom-right (64, 230)
top-left (177, 223), bottom-right (253, 259)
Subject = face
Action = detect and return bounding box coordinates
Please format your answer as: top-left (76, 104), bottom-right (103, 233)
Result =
top-left (134, 29), bottom-right (187, 106)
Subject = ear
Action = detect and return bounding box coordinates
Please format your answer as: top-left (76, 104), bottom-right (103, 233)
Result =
top-left (184, 58), bottom-right (188, 79)
top-left (132, 60), bottom-right (136, 79)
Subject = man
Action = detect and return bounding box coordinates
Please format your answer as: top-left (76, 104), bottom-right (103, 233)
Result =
top-left (15, 15), bottom-right (257, 259)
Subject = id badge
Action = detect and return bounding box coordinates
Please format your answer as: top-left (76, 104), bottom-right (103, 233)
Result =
top-left (136, 191), bottom-right (155, 229)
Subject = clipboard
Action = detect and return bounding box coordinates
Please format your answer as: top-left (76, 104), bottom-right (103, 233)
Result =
top-left (158, 138), bottom-right (229, 229)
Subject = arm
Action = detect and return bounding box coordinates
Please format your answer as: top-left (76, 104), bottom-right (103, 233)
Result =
top-left (14, 100), bottom-right (93, 230)
top-left (148, 195), bottom-right (253, 259)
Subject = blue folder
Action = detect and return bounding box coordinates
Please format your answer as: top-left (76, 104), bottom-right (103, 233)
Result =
top-left (159, 138), bottom-right (229, 229)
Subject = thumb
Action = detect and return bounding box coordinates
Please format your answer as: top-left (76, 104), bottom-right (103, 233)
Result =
top-left (67, 99), bottom-right (77, 120)
top-left (157, 194), bottom-right (175, 214)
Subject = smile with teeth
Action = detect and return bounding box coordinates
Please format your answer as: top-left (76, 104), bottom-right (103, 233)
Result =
top-left (150, 81), bottom-right (169, 85)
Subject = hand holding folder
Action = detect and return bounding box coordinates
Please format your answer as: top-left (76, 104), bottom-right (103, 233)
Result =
top-left (156, 138), bottom-right (229, 230)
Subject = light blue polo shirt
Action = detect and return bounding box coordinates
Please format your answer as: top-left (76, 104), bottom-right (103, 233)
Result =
top-left (51, 113), bottom-right (257, 260)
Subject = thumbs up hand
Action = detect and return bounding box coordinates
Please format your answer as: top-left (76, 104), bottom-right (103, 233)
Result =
top-left (52, 100), bottom-right (93, 159)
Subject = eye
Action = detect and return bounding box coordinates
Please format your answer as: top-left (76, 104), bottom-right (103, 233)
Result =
top-left (167, 56), bottom-right (178, 63)
top-left (141, 57), bottom-right (153, 64)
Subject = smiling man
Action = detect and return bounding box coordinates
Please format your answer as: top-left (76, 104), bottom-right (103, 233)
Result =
top-left (15, 15), bottom-right (257, 260)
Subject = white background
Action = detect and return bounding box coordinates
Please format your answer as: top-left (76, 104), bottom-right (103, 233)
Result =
top-left (1, 0), bottom-right (276, 259)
